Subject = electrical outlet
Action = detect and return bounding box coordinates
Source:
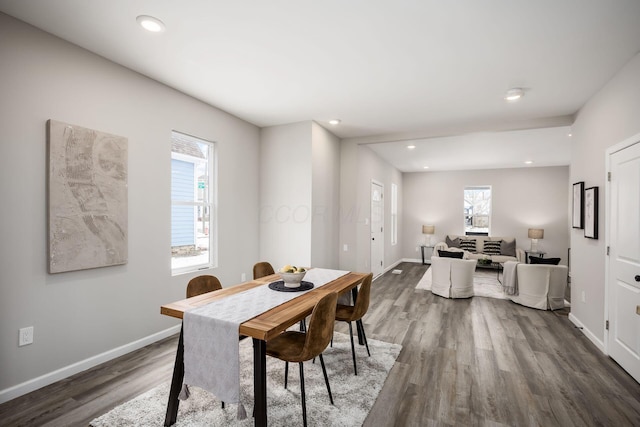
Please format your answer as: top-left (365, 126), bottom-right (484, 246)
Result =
top-left (343, 244), bottom-right (348, 251)
top-left (241, 273), bottom-right (246, 282)
top-left (19, 326), bottom-right (33, 346)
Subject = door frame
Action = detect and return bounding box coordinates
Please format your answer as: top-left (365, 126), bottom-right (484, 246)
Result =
top-left (370, 179), bottom-right (384, 276)
top-left (604, 131), bottom-right (640, 354)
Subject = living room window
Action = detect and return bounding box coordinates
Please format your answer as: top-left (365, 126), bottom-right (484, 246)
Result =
top-left (171, 131), bottom-right (217, 275)
top-left (464, 186), bottom-right (491, 235)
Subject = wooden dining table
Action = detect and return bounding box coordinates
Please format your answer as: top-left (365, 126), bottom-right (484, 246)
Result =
top-left (160, 270), bottom-right (368, 427)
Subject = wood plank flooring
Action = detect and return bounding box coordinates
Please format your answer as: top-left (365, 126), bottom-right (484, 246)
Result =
top-left (1, 262), bottom-right (639, 426)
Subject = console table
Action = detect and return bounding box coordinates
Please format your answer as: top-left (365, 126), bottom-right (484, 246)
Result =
top-left (421, 245), bottom-right (434, 264)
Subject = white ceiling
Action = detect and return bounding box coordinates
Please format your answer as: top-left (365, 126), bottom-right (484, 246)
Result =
top-left (2, 1), bottom-right (640, 171)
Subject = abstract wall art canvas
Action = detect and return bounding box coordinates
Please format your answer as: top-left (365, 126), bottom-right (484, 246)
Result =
top-left (47, 120), bottom-right (128, 273)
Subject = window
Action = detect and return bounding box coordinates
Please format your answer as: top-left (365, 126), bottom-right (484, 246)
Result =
top-left (171, 131), bottom-right (216, 274)
top-left (391, 183), bottom-right (398, 245)
top-left (464, 186), bottom-right (491, 235)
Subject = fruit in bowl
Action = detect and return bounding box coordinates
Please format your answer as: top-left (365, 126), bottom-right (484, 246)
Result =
top-left (279, 265), bottom-right (307, 288)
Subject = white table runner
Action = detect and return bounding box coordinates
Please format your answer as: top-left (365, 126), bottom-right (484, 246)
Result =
top-left (181, 268), bottom-right (349, 417)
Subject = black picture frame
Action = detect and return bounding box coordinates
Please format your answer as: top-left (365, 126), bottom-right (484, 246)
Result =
top-left (584, 186), bottom-right (598, 239)
top-left (572, 181), bottom-right (584, 229)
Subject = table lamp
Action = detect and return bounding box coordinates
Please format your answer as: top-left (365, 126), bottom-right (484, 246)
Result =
top-left (422, 225), bottom-right (435, 246)
top-left (528, 228), bottom-right (544, 252)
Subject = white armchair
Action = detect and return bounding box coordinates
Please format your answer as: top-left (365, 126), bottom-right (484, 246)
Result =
top-left (430, 257), bottom-right (477, 299)
top-left (510, 264), bottom-right (568, 310)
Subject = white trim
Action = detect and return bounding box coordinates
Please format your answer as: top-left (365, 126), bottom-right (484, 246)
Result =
top-left (372, 258), bottom-right (404, 280)
top-left (604, 132), bottom-right (640, 356)
top-left (0, 325), bottom-right (181, 404)
top-left (568, 313), bottom-right (606, 354)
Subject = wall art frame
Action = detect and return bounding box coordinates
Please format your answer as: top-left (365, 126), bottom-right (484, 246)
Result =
top-left (572, 181), bottom-right (584, 229)
top-left (584, 186), bottom-right (598, 239)
top-left (47, 119), bottom-right (128, 273)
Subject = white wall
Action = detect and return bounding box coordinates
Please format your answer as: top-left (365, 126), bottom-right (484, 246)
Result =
top-left (570, 52), bottom-right (640, 348)
top-left (259, 121), bottom-right (341, 270)
top-left (259, 122), bottom-right (313, 268)
top-left (339, 142), bottom-right (403, 272)
top-left (311, 122), bottom-right (341, 268)
top-left (0, 14), bottom-right (260, 399)
top-left (403, 167), bottom-right (570, 263)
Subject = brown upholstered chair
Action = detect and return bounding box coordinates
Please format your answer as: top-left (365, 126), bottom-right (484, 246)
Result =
top-left (266, 292), bottom-right (338, 427)
top-left (335, 273), bottom-right (372, 375)
top-left (186, 275), bottom-right (222, 298)
top-left (253, 261), bottom-right (275, 279)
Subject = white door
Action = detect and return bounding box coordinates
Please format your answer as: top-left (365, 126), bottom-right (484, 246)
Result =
top-left (371, 182), bottom-right (384, 277)
top-left (608, 140), bottom-right (640, 383)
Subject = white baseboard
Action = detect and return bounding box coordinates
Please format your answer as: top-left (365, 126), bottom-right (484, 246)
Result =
top-left (568, 313), bottom-right (606, 354)
top-left (0, 324), bottom-right (181, 404)
top-left (402, 258), bottom-right (423, 264)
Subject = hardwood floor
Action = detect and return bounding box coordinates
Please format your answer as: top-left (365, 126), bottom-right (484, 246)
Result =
top-left (2, 262), bottom-right (639, 426)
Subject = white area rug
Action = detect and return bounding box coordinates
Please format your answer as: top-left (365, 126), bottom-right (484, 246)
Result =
top-left (415, 267), bottom-right (508, 300)
top-left (90, 332), bottom-right (401, 427)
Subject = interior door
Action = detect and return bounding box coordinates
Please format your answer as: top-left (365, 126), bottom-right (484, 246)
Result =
top-left (608, 141), bottom-right (640, 383)
top-left (371, 182), bottom-right (384, 277)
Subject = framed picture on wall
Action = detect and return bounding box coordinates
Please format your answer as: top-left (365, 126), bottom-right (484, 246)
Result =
top-left (572, 181), bottom-right (584, 229)
top-left (584, 186), bottom-right (598, 239)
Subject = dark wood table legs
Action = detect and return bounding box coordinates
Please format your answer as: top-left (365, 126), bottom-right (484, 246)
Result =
top-left (351, 286), bottom-right (365, 345)
top-left (253, 338), bottom-right (267, 426)
top-left (164, 325), bottom-right (184, 426)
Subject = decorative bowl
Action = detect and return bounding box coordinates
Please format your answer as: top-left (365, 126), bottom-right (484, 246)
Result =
top-left (280, 271), bottom-right (307, 288)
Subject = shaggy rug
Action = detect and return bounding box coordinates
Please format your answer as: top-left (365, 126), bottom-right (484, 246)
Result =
top-left (415, 267), bottom-right (508, 300)
top-left (90, 332), bottom-right (401, 427)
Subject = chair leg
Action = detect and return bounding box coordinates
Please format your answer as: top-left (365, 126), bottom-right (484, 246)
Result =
top-left (284, 361), bottom-right (289, 389)
top-left (318, 353), bottom-right (334, 405)
top-left (221, 401), bottom-right (225, 409)
top-left (347, 321), bottom-right (358, 376)
top-left (299, 362), bottom-right (307, 427)
top-left (299, 318), bottom-right (307, 332)
top-left (356, 319), bottom-right (371, 357)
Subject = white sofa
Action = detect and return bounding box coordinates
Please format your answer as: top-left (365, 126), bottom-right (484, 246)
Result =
top-left (430, 257), bottom-right (478, 299)
top-left (434, 234), bottom-right (525, 263)
top-left (506, 263), bottom-right (568, 310)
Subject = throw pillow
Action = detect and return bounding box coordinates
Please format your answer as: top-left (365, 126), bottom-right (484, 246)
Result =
top-left (483, 240), bottom-right (502, 255)
top-left (438, 250), bottom-right (464, 259)
top-left (459, 238), bottom-right (477, 253)
top-left (500, 239), bottom-right (516, 256)
top-left (445, 236), bottom-right (461, 248)
top-left (529, 256), bottom-right (561, 265)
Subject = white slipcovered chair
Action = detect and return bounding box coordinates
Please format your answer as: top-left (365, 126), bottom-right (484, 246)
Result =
top-left (510, 264), bottom-right (568, 310)
top-left (430, 257), bottom-right (477, 299)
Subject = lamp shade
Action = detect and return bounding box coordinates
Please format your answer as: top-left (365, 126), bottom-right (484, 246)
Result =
top-left (528, 228), bottom-right (544, 239)
top-left (422, 225), bottom-right (435, 234)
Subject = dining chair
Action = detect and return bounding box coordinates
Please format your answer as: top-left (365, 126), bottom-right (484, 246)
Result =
top-left (186, 275), bottom-right (222, 298)
top-left (335, 273), bottom-right (373, 376)
top-left (266, 291), bottom-right (338, 427)
top-left (253, 261), bottom-right (275, 280)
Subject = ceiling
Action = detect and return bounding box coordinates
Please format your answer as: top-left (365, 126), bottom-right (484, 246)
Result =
top-left (2, 1), bottom-right (640, 171)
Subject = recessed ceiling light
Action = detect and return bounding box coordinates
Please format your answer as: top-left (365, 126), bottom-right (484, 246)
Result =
top-left (568, 133), bottom-right (572, 137)
top-left (136, 15), bottom-right (165, 33)
top-left (329, 119), bottom-right (341, 125)
top-left (423, 166), bottom-right (429, 169)
top-left (524, 160), bottom-right (533, 165)
top-left (407, 145), bottom-right (416, 150)
top-left (504, 88), bottom-right (525, 102)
